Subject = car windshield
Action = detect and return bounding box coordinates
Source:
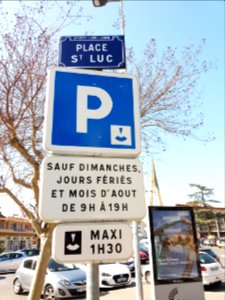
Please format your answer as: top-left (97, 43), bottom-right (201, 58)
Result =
top-left (200, 252), bottom-right (216, 264)
top-left (202, 249), bottom-right (216, 258)
top-left (0, 254), bottom-right (10, 261)
top-left (48, 259), bottom-right (79, 272)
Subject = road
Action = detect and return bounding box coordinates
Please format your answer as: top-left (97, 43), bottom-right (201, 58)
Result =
top-left (0, 247), bottom-right (224, 300)
top-left (1, 273), bottom-right (224, 300)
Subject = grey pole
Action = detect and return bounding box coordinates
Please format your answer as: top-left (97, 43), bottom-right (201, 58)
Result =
top-left (133, 221), bottom-right (144, 300)
top-left (87, 263), bottom-right (100, 300)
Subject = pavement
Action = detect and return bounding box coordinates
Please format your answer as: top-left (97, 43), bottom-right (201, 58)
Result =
top-left (97, 283), bottom-right (151, 300)
top-left (98, 282), bottom-right (225, 300)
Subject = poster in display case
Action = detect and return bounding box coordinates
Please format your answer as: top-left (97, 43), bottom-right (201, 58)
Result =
top-left (148, 206), bottom-right (202, 284)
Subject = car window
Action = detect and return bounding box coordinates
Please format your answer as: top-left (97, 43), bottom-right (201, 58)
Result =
top-left (205, 250), bottom-right (216, 258)
top-left (12, 253), bottom-right (24, 259)
top-left (24, 259), bottom-right (34, 269)
top-left (200, 252), bottom-right (216, 264)
top-left (0, 253), bottom-right (11, 261)
top-left (200, 249), bottom-right (216, 259)
top-left (48, 259), bottom-right (78, 272)
top-left (20, 249), bottom-right (40, 256)
top-left (27, 249), bottom-right (40, 256)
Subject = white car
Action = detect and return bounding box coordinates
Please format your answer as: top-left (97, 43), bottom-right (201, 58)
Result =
top-left (13, 256), bottom-right (86, 299)
top-left (78, 262), bottom-right (132, 289)
top-left (139, 239), bottom-right (149, 247)
top-left (99, 263), bottom-right (132, 288)
top-left (199, 251), bottom-right (224, 286)
top-left (142, 252), bottom-right (224, 286)
top-left (0, 252), bottom-right (27, 273)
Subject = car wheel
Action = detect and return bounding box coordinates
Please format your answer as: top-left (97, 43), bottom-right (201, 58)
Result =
top-left (13, 278), bottom-right (23, 295)
top-left (145, 271), bottom-right (151, 284)
top-left (44, 284), bottom-right (56, 300)
top-left (214, 281), bottom-right (222, 287)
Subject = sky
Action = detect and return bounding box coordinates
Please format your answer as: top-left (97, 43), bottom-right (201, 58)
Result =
top-left (74, 0), bottom-right (224, 208)
top-left (0, 0), bottom-right (224, 216)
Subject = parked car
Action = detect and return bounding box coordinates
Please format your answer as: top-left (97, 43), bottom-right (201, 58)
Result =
top-left (17, 248), bottom-right (40, 257)
top-left (198, 238), bottom-right (205, 247)
top-left (139, 250), bottom-right (149, 264)
top-left (139, 242), bottom-right (149, 254)
top-left (132, 242), bottom-right (149, 264)
top-left (99, 263), bottom-right (131, 289)
top-left (215, 238), bottom-right (221, 246)
top-left (142, 252), bottom-right (224, 286)
top-left (199, 247), bottom-right (222, 266)
top-left (199, 251), bottom-right (224, 286)
top-left (13, 256), bottom-right (86, 299)
top-left (132, 250), bottom-right (149, 264)
top-left (217, 238), bottom-right (225, 248)
top-left (208, 238), bottom-right (217, 247)
top-left (202, 239), bottom-right (210, 246)
top-left (202, 238), bottom-right (217, 247)
top-left (139, 239), bottom-right (149, 247)
top-left (0, 251), bottom-right (27, 273)
top-left (120, 257), bottom-right (135, 277)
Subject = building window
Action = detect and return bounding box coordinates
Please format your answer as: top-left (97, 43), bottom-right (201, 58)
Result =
top-left (25, 224), bottom-right (30, 231)
top-left (0, 241), bottom-right (5, 252)
top-left (10, 223), bottom-right (17, 231)
top-left (17, 224), bottom-right (22, 232)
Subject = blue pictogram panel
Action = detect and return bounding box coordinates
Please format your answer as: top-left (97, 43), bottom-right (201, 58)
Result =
top-left (44, 67), bottom-right (140, 157)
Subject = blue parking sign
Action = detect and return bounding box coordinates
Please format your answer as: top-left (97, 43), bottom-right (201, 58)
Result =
top-left (44, 67), bottom-right (140, 157)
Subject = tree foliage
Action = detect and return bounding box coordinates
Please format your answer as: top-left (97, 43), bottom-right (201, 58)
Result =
top-left (0, 2), bottom-right (88, 299)
top-left (187, 183), bottom-right (220, 207)
top-left (186, 184), bottom-right (221, 233)
top-left (127, 39), bottom-right (213, 153)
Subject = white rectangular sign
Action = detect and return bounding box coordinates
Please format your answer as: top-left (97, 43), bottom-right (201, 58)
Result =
top-left (39, 155), bottom-right (146, 222)
top-left (52, 222), bottom-right (133, 263)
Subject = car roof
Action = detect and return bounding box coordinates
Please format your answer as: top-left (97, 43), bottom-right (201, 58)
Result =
top-left (0, 251), bottom-right (24, 255)
top-left (22, 255), bottom-right (39, 261)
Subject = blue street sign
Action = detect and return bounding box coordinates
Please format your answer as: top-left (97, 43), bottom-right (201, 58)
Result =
top-left (59, 35), bottom-right (126, 69)
top-left (44, 67), bottom-right (140, 157)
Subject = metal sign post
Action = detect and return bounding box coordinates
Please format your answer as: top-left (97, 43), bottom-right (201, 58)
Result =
top-left (133, 221), bottom-right (144, 300)
top-left (87, 263), bottom-right (100, 300)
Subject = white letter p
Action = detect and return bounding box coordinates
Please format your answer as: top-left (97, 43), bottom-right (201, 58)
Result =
top-left (76, 86), bottom-right (113, 133)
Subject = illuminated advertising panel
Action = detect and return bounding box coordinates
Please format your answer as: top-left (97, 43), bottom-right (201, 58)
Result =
top-left (148, 206), bottom-right (202, 285)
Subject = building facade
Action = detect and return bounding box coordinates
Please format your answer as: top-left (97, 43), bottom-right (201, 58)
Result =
top-left (0, 213), bottom-right (37, 252)
top-left (176, 204), bottom-right (225, 239)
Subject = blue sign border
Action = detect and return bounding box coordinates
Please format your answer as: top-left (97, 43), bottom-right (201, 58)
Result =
top-left (43, 67), bottom-right (141, 158)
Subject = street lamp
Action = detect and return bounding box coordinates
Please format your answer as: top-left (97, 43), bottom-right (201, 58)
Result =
top-left (92, 0), bottom-right (120, 7)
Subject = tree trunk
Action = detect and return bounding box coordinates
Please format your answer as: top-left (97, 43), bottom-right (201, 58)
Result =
top-left (27, 224), bottom-right (55, 300)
